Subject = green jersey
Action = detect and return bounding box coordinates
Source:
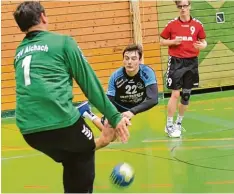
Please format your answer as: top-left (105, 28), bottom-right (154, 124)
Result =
top-left (14, 31), bottom-right (121, 134)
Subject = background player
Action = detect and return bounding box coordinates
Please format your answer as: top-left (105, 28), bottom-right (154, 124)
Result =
top-left (13, 1), bottom-right (130, 193)
top-left (160, 0), bottom-right (207, 137)
top-left (78, 44), bottom-right (158, 130)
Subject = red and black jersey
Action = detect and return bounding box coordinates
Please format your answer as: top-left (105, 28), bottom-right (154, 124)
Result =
top-left (160, 17), bottom-right (206, 58)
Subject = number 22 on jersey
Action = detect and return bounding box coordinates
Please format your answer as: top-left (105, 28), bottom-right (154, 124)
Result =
top-left (125, 85), bottom-right (137, 95)
top-left (21, 55), bottom-right (32, 86)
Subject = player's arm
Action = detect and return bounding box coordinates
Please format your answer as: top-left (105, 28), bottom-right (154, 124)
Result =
top-left (160, 37), bottom-right (182, 46)
top-left (94, 121), bottom-right (117, 150)
top-left (122, 68), bottom-right (158, 119)
top-left (129, 83), bottom-right (158, 115)
top-left (92, 72), bottom-right (118, 127)
top-left (82, 75), bottom-right (122, 133)
top-left (106, 73), bottom-right (116, 102)
top-left (107, 95), bottom-right (129, 112)
top-left (107, 95), bottom-right (115, 104)
top-left (92, 117), bottom-right (105, 132)
top-left (193, 39), bottom-right (207, 50)
top-left (64, 36), bottom-right (120, 127)
top-left (199, 39), bottom-right (207, 46)
top-left (64, 36), bottom-right (130, 142)
top-left (160, 22), bottom-right (182, 46)
top-left (193, 24), bottom-right (207, 50)
top-left (106, 73), bottom-right (128, 111)
top-left (80, 109), bottom-right (109, 132)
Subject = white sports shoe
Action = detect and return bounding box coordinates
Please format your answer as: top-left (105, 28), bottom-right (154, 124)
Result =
top-left (165, 125), bottom-right (181, 138)
top-left (174, 123), bottom-right (186, 132)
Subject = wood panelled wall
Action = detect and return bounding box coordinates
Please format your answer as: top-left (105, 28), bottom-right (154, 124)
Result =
top-left (4, 1), bottom-right (233, 112)
top-left (1, 1), bottom-right (163, 111)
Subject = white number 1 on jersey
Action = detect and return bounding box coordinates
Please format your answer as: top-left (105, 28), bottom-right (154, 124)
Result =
top-left (22, 55), bottom-right (32, 86)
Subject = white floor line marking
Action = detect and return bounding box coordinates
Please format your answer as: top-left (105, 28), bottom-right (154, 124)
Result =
top-left (2, 153), bottom-right (42, 161)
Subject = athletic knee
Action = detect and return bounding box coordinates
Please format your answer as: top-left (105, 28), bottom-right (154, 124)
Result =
top-left (171, 90), bottom-right (180, 100)
top-left (180, 89), bottom-right (191, 105)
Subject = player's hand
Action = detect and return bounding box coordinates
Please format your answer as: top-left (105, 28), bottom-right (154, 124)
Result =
top-left (95, 126), bottom-right (116, 150)
top-left (122, 111), bottom-right (135, 119)
top-left (173, 37), bottom-right (182, 45)
top-left (115, 117), bottom-right (131, 143)
top-left (95, 120), bottom-right (118, 150)
top-left (193, 41), bottom-right (206, 50)
top-left (102, 122), bottom-right (117, 142)
top-left (104, 119), bottom-right (122, 142)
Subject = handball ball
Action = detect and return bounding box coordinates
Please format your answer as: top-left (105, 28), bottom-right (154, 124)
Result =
top-left (110, 163), bottom-right (135, 187)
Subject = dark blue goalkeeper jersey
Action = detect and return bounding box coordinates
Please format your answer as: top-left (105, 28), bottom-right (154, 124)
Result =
top-left (106, 64), bottom-right (158, 114)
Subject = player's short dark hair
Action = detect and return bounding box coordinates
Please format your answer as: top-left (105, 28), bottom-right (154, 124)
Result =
top-left (123, 44), bottom-right (143, 60)
top-left (13, 1), bottom-right (46, 32)
top-left (174, 0), bottom-right (191, 6)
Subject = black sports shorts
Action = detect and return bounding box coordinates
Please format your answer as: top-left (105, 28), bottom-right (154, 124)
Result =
top-left (23, 117), bottom-right (96, 193)
top-left (166, 56), bottom-right (199, 90)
